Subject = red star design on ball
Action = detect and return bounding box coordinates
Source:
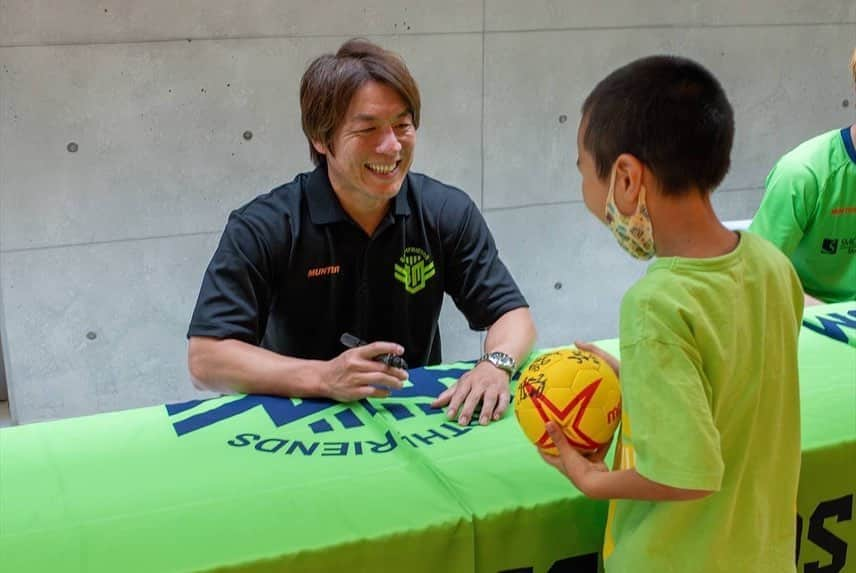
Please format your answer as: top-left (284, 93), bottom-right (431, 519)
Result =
top-left (522, 378), bottom-right (603, 451)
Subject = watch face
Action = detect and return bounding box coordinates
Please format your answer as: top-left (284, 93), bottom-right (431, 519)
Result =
top-left (485, 352), bottom-right (515, 372)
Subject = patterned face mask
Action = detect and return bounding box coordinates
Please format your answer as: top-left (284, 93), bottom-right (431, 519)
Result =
top-left (604, 167), bottom-right (656, 260)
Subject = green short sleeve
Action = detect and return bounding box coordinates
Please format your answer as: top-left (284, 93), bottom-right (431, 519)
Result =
top-left (749, 160), bottom-right (820, 256)
top-left (619, 338), bottom-right (724, 491)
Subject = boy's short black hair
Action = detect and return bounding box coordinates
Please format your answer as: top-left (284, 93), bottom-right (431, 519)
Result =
top-left (581, 55), bottom-right (734, 196)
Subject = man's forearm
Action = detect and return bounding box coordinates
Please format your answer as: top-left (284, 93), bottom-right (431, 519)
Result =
top-left (188, 337), bottom-right (325, 397)
top-left (483, 307), bottom-right (537, 366)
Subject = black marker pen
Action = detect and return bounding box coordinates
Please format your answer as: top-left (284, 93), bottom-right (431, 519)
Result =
top-left (340, 333), bottom-right (409, 370)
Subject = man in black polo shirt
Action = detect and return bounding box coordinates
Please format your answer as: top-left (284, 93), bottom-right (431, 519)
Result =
top-left (188, 39), bottom-right (536, 426)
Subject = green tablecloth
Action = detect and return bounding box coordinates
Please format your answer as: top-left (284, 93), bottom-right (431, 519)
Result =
top-left (803, 301), bottom-right (856, 349)
top-left (1, 306), bottom-right (854, 572)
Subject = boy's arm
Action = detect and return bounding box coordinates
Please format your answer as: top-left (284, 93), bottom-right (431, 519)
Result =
top-left (539, 422), bottom-right (713, 501)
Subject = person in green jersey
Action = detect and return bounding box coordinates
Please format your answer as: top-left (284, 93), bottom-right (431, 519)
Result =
top-left (537, 56), bottom-right (804, 573)
top-left (749, 48), bottom-right (856, 304)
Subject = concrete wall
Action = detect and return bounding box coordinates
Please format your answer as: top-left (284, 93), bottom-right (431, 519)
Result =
top-left (1, 1), bottom-right (854, 424)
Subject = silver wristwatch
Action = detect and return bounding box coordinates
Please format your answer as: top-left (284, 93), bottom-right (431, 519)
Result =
top-left (478, 351), bottom-right (517, 376)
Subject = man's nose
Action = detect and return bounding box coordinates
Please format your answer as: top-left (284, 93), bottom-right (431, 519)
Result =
top-left (376, 126), bottom-right (402, 155)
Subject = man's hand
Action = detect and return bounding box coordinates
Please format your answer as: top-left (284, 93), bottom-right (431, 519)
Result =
top-left (575, 340), bottom-right (621, 377)
top-left (430, 361), bottom-right (511, 426)
top-left (320, 342), bottom-right (408, 402)
top-left (430, 306), bottom-right (535, 426)
top-left (538, 421), bottom-right (609, 495)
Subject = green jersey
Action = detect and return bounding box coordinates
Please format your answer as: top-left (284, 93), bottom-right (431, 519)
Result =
top-left (604, 232), bottom-right (803, 573)
top-left (750, 126), bottom-right (856, 302)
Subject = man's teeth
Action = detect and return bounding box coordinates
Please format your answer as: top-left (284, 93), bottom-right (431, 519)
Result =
top-left (366, 162), bottom-right (397, 174)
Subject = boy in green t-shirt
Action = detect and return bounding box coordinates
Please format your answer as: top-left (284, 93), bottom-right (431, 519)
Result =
top-left (749, 47), bottom-right (856, 304)
top-left (538, 56), bottom-right (804, 572)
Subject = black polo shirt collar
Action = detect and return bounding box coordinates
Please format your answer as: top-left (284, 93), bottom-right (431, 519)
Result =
top-left (305, 165), bottom-right (411, 226)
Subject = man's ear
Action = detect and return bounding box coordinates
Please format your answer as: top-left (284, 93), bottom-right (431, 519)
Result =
top-left (612, 153), bottom-right (645, 216)
top-left (312, 139), bottom-right (330, 158)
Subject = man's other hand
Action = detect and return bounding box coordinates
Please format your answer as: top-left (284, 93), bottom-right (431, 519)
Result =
top-left (430, 361), bottom-right (511, 426)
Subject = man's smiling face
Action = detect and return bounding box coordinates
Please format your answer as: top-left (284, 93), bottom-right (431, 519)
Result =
top-left (315, 80), bottom-right (416, 211)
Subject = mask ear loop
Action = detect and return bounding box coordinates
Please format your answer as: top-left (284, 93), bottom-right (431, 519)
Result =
top-left (636, 181), bottom-right (650, 216)
top-left (635, 178), bottom-right (655, 247)
top-left (604, 163), bottom-right (619, 222)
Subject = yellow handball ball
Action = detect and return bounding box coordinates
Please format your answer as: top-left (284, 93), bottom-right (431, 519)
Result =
top-left (514, 348), bottom-right (621, 455)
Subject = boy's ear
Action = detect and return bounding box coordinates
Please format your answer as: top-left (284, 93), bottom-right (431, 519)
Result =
top-left (613, 153), bottom-right (645, 215)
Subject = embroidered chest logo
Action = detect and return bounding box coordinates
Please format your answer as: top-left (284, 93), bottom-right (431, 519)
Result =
top-left (394, 247), bottom-right (436, 294)
top-left (307, 265), bottom-right (340, 278)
